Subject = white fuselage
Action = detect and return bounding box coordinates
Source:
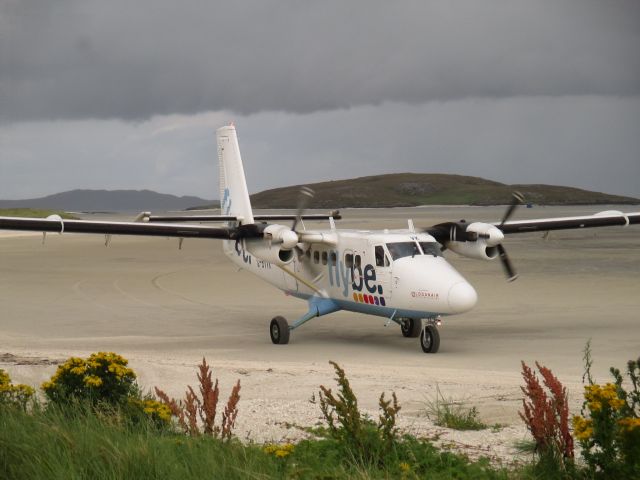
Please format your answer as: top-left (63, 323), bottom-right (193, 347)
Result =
top-left (223, 228), bottom-right (477, 320)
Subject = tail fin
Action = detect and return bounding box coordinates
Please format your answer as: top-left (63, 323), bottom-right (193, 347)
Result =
top-left (216, 125), bottom-right (254, 224)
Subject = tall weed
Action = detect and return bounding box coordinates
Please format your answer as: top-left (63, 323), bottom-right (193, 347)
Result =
top-left (155, 357), bottom-right (240, 439)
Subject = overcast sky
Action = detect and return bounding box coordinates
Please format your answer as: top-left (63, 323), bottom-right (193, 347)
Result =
top-left (1, 0), bottom-right (639, 200)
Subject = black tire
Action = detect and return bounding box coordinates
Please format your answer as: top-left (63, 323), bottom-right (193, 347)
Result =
top-left (420, 325), bottom-right (440, 353)
top-left (401, 318), bottom-right (422, 338)
top-left (270, 316), bottom-right (290, 345)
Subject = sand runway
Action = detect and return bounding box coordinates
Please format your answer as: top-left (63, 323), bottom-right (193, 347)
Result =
top-left (1, 206), bottom-right (639, 461)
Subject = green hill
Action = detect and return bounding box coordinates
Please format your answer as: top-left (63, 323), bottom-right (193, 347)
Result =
top-left (249, 173), bottom-right (639, 208)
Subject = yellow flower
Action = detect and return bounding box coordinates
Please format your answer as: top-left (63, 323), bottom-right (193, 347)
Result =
top-left (399, 462), bottom-right (411, 472)
top-left (83, 375), bottom-right (103, 387)
top-left (264, 443), bottom-right (294, 457)
top-left (618, 417), bottom-right (640, 432)
top-left (583, 383), bottom-right (626, 412)
top-left (263, 444), bottom-right (278, 454)
top-left (572, 415), bottom-right (594, 441)
top-left (0, 370), bottom-right (11, 387)
top-left (70, 366), bottom-right (87, 375)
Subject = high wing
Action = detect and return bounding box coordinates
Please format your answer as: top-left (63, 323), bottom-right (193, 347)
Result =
top-left (497, 210), bottom-right (640, 234)
top-left (144, 212), bottom-right (341, 223)
top-left (0, 216), bottom-right (262, 240)
top-left (423, 207), bottom-right (640, 282)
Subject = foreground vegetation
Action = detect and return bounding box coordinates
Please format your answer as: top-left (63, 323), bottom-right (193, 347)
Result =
top-left (0, 346), bottom-right (638, 479)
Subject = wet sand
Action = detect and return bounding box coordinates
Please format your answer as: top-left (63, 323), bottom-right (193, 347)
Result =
top-left (1, 205), bottom-right (639, 461)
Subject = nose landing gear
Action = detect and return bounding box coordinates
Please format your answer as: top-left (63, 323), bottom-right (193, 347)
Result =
top-left (420, 319), bottom-right (440, 353)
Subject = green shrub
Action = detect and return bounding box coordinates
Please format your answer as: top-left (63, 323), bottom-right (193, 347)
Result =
top-left (317, 360), bottom-right (401, 466)
top-left (0, 369), bottom-right (34, 411)
top-left (425, 385), bottom-right (487, 431)
top-left (573, 347), bottom-right (640, 479)
top-left (42, 352), bottom-right (137, 407)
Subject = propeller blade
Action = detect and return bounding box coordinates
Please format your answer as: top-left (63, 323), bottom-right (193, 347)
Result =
top-left (499, 191), bottom-right (525, 229)
top-left (497, 243), bottom-right (518, 282)
top-left (292, 186), bottom-right (315, 232)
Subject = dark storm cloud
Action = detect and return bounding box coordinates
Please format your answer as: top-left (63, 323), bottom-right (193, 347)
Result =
top-left (2, 97), bottom-right (639, 200)
top-left (1, 0), bottom-right (639, 122)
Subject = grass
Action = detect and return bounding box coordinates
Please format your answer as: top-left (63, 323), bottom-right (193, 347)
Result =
top-left (0, 208), bottom-right (78, 219)
top-left (0, 403), bottom-right (514, 480)
top-left (424, 386), bottom-right (488, 431)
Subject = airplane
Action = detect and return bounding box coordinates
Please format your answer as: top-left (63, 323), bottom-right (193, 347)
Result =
top-left (1, 125), bottom-right (639, 353)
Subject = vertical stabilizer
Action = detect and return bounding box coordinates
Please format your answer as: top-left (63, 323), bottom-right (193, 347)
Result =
top-left (216, 125), bottom-right (254, 224)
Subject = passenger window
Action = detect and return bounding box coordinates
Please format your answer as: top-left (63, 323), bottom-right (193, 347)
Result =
top-left (330, 252), bottom-right (337, 266)
top-left (354, 255), bottom-right (361, 268)
top-left (313, 251), bottom-right (319, 264)
top-left (345, 253), bottom-right (353, 268)
top-left (322, 251), bottom-right (328, 265)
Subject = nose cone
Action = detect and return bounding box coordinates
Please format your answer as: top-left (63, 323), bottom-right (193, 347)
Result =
top-left (447, 282), bottom-right (478, 313)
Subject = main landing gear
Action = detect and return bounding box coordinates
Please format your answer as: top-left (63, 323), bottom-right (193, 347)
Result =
top-left (270, 316), bottom-right (290, 344)
top-left (270, 308), bottom-right (441, 354)
top-left (269, 298), bottom-right (341, 345)
top-left (400, 318), bottom-right (422, 338)
top-left (399, 317), bottom-right (441, 353)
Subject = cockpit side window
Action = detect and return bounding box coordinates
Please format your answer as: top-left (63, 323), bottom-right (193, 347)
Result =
top-left (386, 242), bottom-right (420, 261)
top-left (419, 242), bottom-right (443, 257)
top-left (345, 253), bottom-right (353, 268)
top-left (375, 245), bottom-right (390, 267)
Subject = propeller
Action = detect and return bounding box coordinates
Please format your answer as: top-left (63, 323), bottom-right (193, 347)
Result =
top-left (423, 191), bottom-right (525, 281)
top-left (495, 192), bottom-right (524, 281)
top-left (499, 191), bottom-right (525, 229)
top-left (267, 186), bottom-right (315, 247)
top-left (292, 186), bottom-right (315, 232)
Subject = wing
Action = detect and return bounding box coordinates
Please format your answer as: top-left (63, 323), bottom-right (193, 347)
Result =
top-left (145, 213), bottom-right (342, 222)
top-left (497, 211), bottom-right (640, 234)
top-left (0, 216), bottom-right (259, 240)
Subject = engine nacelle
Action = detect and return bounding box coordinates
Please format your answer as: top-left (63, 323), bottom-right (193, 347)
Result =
top-left (245, 239), bottom-right (295, 266)
top-left (465, 222), bottom-right (504, 246)
top-left (263, 224), bottom-right (299, 250)
top-left (446, 240), bottom-right (499, 261)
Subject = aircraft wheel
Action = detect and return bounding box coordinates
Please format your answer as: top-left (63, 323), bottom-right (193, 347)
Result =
top-left (401, 318), bottom-right (422, 338)
top-left (270, 316), bottom-right (290, 345)
top-left (420, 325), bottom-right (440, 353)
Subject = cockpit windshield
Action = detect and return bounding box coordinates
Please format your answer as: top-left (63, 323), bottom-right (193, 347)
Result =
top-left (386, 242), bottom-right (421, 260)
top-left (419, 242), bottom-right (443, 257)
top-left (384, 241), bottom-right (444, 260)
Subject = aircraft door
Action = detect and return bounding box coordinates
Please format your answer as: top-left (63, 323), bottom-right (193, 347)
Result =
top-left (373, 244), bottom-right (392, 299)
top-left (283, 257), bottom-right (298, 292)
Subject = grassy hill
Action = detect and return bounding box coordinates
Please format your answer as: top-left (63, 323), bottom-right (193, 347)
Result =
top-left (0, 208), bottom-right (78, 219)
top-left (249, 173), bottom-right (639, 208)
top-left (0, 190), bottom-right (212, 212)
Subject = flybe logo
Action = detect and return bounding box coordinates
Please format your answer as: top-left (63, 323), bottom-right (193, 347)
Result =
top-left (327, 251), bottom-right (386, 307)
top-left (221, 188), bottom-right (232, 215)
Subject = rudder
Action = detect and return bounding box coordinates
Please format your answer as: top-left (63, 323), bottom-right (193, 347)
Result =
top-left (217, 125), bottom-right (254, 224)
